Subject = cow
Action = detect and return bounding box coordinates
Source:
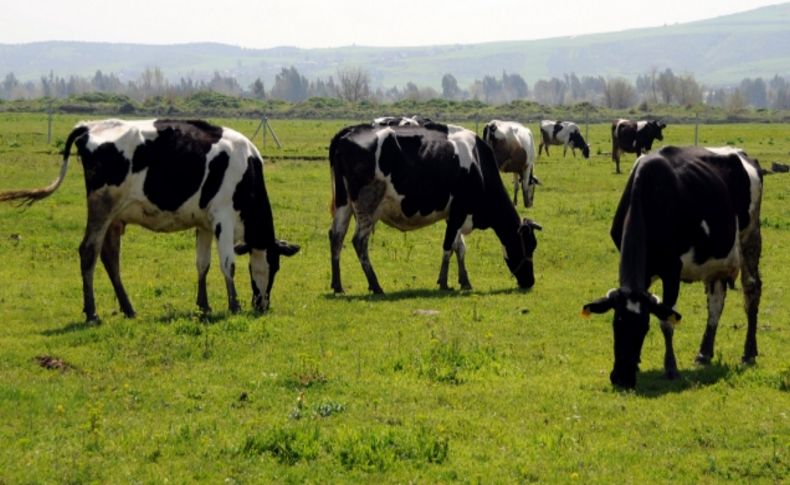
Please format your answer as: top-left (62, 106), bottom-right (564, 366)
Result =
top-left (611, 119), bottom-right (667, 173)
top-left (582, 146), bottom-right (763, 389)
top-left (0, 119), bottom-right (300, 322)
top-left (328, 121), bottom-right (542, 294)
top-left (482, 120), bottom-right (538, 208)
top-left (538, 120), bottom-right (590, 159)
top-left (372, 116), bottom-right (430, 127)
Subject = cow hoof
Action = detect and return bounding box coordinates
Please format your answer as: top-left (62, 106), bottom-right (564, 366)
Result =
top-left (85, 314), bottom-right (101, 325)
top-left (694, 354), bottom-right (712, 365)
top-left (123, 309), bottom-right (137, 319)
top-left (438, 284), bottom-right (452, 291)
top-left (370, 286), bottom-right (384, 295)
top-left (459, 283), bottom-right (472, 291)
top-left (665, 368), bottom-right (680, 380)
top-left (332, 286), bottom-right (345, 294)
top-left (741, 355), bottom-right (757, 365)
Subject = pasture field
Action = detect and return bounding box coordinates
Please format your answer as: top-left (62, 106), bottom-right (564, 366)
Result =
top-left (0, 113), bottom-right (788, 483)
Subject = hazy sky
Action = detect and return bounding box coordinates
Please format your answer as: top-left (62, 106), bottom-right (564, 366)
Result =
top-left (1, 0), bottom-right (785, 48)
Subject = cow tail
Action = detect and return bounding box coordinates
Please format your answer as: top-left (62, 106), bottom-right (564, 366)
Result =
top-left (328, 129), bottom-right (349, 218)
top-left (0, 125), bottom-right (87, 206)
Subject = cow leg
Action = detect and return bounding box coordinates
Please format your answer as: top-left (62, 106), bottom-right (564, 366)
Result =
top-left (454, 234), bottom-right (471, 290)
top-left (351, 220), bottom-right (382, 294)
top-left (538, 141), bottom-right (544, 157)
top-left (740, 226), bottom-right (762, 363)
top-left (79, 194), bottom-right (115, 322)
top-left (195, 227), bottom-right (213, 313)
top-left (659, 276), bottom-right (681, 379)
top-left (512, 173), bottom-right (519, 206)
top-left (438, 212), bottom-right (470, 290)
top-left (215, 218), bottom-right (240, 313)
top-left (696, 279), bottom-right (727, 364)
top-left (563, 144), bottom-right (568, 157)
top-left (100, 221), bottom-right (135, 318)
top-left (329, 203), bottom-right (353, 293)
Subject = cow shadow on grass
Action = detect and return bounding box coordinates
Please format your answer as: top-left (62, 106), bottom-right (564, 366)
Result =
top-left (323, 286), bottom-right (528, 303)
top-left (40, 309), bottom-right (231, 336)
top-left (632, 361), bottom-right (735, 398)
top-left (41, 320), bottom-right (98, 336)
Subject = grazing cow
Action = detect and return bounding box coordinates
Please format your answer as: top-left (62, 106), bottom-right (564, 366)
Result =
top-left (582, 146), bottom-right (763, 388)
top-left (328, 121), bottom-right (542, 294)
top-left (482, 120), bottom-right (539, 208)
top-left (538, 120), bottom-right (590, 159)
top-left (611, 119), bottom-right (667, 173)
top-left (0, 119), bottom-right (299, 321)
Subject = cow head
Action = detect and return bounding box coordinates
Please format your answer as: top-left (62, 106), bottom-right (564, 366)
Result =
top-left (649, 121), bottom-right (667, 142)
top-left (505, 218), bottom-right (541, 289)
top-left (582, 288), bottom-right (681, 388)
top-left (569, 131), bottom-right (590, 159)
top-left (235, 239), bottom-right (300, 312)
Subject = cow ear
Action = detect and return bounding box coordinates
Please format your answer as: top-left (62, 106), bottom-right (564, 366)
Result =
top-left (276, 239), bottom-right (300, 257)
top-left (648, 295), bottom-right (681, 324)
top-left (521, 218), bottom-right (542, 231)
top-left (529, 174), bottom-right (542, 186)
top-left (234, 243), bottom-right (250, 255)
top-left (582, 289), bottom-right (619, 317)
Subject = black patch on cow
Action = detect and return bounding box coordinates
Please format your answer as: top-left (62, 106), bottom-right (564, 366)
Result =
top-left (233, 155), bottom-right (276, 250)
top-left (132, 120), bottom-right (223, 211)
top-left (215, 223), bottom-right (222, 240)
top-left (77, 137), bottom-right (131, 193)
top-left (377, 129), bottom-right (456, 217)
top-left (552, 121), bottom-right (564, 141)
top-left (200, 152), bottom-right (229, 208)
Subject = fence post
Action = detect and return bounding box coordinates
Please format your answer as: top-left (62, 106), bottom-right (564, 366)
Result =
top-left (584, 107), bottom-right (589, 143)
top-left (694, 112), bottom-right (699, 146)
top-left (47, 103), bottom-right (53, 144)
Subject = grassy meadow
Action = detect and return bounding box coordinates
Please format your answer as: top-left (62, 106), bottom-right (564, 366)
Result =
top-left (0, 113), bottom-right (788, 482)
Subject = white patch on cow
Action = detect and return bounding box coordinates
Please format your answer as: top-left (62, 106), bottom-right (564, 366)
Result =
top-left (706, 280), bottom-right (726, 328)
top-left (705, 146), bottom-right (763, 235)
top-left (460, 214), bottom-right (475, 235)
top-left (249, 248), bottom-right (271, 307)
top-left (626, 299), bottom-right (642, 314)
top-left (680, 218), bottom-right (741, 283)
top-left (701, 220), bottom-right (710, 235)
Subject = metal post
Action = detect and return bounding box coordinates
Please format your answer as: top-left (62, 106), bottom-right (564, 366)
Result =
top-left (584, 107), bottom-right (589, 143)
top-left (262, 116), bottom-right (267, 149)
top-left (47, 103), bottom-right (53, 144)
top-left (694, 112), bottom-right (699, 146)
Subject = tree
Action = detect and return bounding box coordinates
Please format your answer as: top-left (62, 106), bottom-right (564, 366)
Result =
top-left (251, 78), bottom-right (266, 100)
top-left (270, 66), bottom-right (309, 102)
top-left (604, 78), bottom-right (636, 109)
top-left (441, 73), bottom-right (461, 100)
top-left (336, 66), bottom-right (370, 102)
top-left (656, 68), bottom-right (676, 104)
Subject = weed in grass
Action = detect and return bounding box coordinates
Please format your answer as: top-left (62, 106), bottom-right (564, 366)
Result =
top-left (336, 426), bottom-right (449, 471)
top-left (241, 426), bottom-right (322, 465)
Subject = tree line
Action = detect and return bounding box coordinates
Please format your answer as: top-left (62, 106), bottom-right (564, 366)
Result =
top-left (1, 66), bottom-right (789, 111)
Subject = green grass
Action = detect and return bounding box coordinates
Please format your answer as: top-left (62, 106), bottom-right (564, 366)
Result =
top-left (0, 114), bottom-right (788, 482)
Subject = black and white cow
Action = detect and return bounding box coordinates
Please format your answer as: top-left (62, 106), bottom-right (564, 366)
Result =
top-left (583, 146), bottom-right (763, 388)
top-left (372, 116), bottom-right (430, 127)
top-left (611, 119), bottom-right (667, 173)
top-left (482, 120), bottom-right (538, 208)
top-left (538, 120), bottom-right (590, 159)
top-left (328, 121), bottom-right (541, 294)
top-left (0, 119), bottom-right (299, 321)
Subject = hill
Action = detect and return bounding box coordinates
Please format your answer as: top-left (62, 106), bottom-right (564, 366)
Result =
top-left (1, 3), bottom-right (788, 89)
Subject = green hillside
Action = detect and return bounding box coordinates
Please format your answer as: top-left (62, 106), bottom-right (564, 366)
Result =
top-left (1, 3), bottom-right (788, 88)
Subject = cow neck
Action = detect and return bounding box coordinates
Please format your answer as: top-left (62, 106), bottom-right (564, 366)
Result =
top-left (618, 172), bottom-right (648, 293)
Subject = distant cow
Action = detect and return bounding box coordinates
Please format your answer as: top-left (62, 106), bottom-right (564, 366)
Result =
top-left (583, 146), bottom-right (763, 388)
top-left (483, 120), bottom-right (538, 208)
top-left (329, 121), bottom-right (541, 294)
top-left (0, 119), bottom-right (299, 321)
top-left (611, 119), bottom-right (666, 173)
top-left (372, 116), bottom-right (430, 127)
top-left (538, 120), bottom-right (590, 159)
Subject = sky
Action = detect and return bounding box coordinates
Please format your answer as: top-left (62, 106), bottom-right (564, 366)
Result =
top-left (1, 0), bottom-right (786, 49)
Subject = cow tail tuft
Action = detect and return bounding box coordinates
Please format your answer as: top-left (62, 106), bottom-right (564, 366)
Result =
top-left (0, 125), bottom-right (88, 207)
